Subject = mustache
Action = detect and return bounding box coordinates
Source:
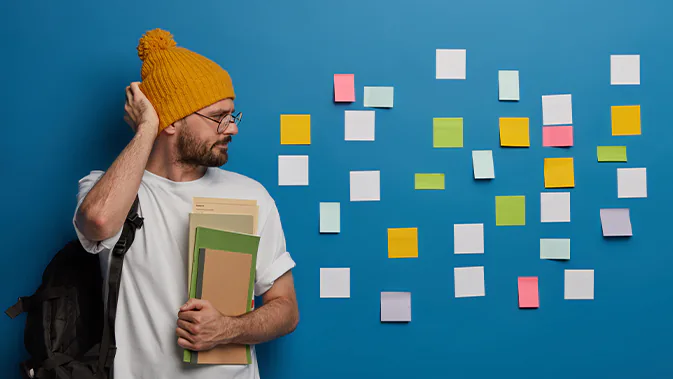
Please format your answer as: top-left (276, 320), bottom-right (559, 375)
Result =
top-left (214, 136), bottom-right (232, 147)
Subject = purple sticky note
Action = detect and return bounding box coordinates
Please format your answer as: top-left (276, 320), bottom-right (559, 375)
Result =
top-left (380, 292), bottom-right (411, 322)
top-left (600, 208), bottom-right (632, 237)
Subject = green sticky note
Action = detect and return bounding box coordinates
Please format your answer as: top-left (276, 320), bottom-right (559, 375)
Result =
top-left (364, 86), bottom-right (394, 108)
top-left (433, 118), bottom-right (463, 148)
top-left (495, 196), bottom-right (525, 226)
top-left (415, 174), bottom-right (445, 190)
top-left (597, 146), bottom-right (627, 162)
top-left (320, 202), bottom-right (340, 233)
top-left (498, 70), bottom-right (520, 101)
top-left (540, 238), bottom-right (570, 260)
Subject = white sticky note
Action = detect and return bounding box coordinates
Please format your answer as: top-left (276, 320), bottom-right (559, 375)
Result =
top-left (320, 268), bottom-right (350, 298)
top-left (472, 150), bottom-right (495, 179)
top-left (320, 202), bottom-right (340, 233)
top-left (564, 269), bottom-right (594, 300)
top-left (617, 168), bottom-right (647, 198)
top-left (344, 110), bottom-right (375, 141)
top-left (600, 208), bottom-right (633, 237)
top-left (542, 94), bottom-right (573, 125)
top-left (454, 266), bottom-right (485, 298)
top-left (363, 87), bottom-right (394, 108)
top-left (611, 55), bottom-right (640, 85)
top-left (350, 170), bottom-right (380, 201)
top-left (498, 70), bottom-right (520, 101)
top-left (540, 192), bottom-right (571, 223)
top-left (436, 49), bottom-right (466, 80)
top-left (540, 238), bottom-right (570, 260)
top-left (454, 224), bottom-right (484, 254)
top-left (278, 155), bottom-right (308, 186)
top-left (380, 292), bottom-right (411, 322)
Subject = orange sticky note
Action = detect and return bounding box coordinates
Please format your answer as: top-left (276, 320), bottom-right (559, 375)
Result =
top-left (544, 157), bottom-right (574, 188)
top-left (334, 74), bottom-right (355, 102)
top-left (542, 126), bottom-right (573, 147)
top-left (387, 228), bottom-right (418, 258)
top-left (611, 105), bottom-right (641, 136)
top-left (518, 277), bottom-right (539, 308)
top-left (499, 118), bottom-right (530, 147)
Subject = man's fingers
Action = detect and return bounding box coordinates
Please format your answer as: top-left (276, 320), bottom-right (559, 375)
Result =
top-left (177, 319), bottom-right (197, 335)
top-left (125, 86), bottom-right (133, 103)
top-left (180, 298), bottom-right (206, 312)
top-left (177, 337), bottom-right (196, 350)
top-left (176, 327), bottom-right (196, 343)
top-left (178, 310), bottom-right (199, 323)
top-left (130, 82), bottom-right (143, 99)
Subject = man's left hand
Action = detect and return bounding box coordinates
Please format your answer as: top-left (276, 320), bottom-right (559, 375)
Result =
top-left (176, 298), bottom-right (237, 351)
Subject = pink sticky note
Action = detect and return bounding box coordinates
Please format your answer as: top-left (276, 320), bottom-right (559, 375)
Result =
top-left (543, 126), bottom-right (573, 147)
top-left (334, 74), bottom-right (355, 102)
top-left (518, 277), bottom-right (539, 308)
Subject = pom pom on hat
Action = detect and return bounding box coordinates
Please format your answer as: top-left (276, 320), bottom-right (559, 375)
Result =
top-left (137, 28), bottom-right (177, 61)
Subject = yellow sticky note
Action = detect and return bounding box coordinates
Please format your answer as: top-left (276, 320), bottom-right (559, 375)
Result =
top-left (499, 118), bottom-right (530, 147)
top-left (611, 105), bottom-right (641, 136)
top-left (544, 158), bottom-right (574, 188)
top-left (280, 114), bottom-right (311, 145)
top-left (388, 228), bottom-right (418, 258)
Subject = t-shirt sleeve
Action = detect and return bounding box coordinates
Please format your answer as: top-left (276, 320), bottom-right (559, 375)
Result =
top-left (72, 171), bottom-right (123, 254)
top-left (254, 199), bottom-right (296, 296)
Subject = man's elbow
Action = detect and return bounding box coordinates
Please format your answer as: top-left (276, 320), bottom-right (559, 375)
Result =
top-left (75, 207), bottom-right (118, 242)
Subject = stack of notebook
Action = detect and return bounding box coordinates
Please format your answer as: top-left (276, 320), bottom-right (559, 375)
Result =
top-left (183, 197), bottom-right (260, 365)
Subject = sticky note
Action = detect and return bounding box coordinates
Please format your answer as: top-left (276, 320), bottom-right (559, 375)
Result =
top-left (454, 266), bottom-right (485, 298)
top-left (612, 105), bottom-right (641, 136)
top-left (495, 196), bottom-right (525, 226)
top-left (415, 174), bottom-right (445, 190)
top-left (618, 168), bottom-right (647, 198)
top-left (436, 49), bottom-right (466, 79)
top-left (278, 155), bottom-right (309, 186)
top-left (319, 202), bottom-right (340, 233)
top-left (540, 238), bottom-right (570, 260)
top-left (611, 55), bottom-right (640, 85)
top-left (334, 74), bottom-right (355, 102)
top-left (600, 208), bottom-right (632, 237)
top-left (345, 110), bottom-right (375, 141)
top-left (280, 114), bottom-right (311, 145)
top-left (597, 146), bottom-right (627, 162)
top-left (381, 292), bottom-right (411, 322)
top-left (364, 86), bottom-right (394, 108)
top-left (433, 118), bottom-right (463, 148)
top-left (498, 70), bottom-right (520, 101)
top-left (544, 157), bottom-right (574, 188)
top-left (472, 150), bottom-right (495, 179)
top-left (540, 192), bottom-right (570, 223)
top-left (564, 269), bottom-right (594, 300)
top-left (388, 228), bottom-right (418, 258)
top-left (542, 94), bottom-right (573, 125)
top-left (499, 118), bottom-right (530, 147)
top-left (350, 171), bottom-right (380, 201)
top-left (454, 223), bottom-right (484, 254)
top-left (542, 126), bottom-right (573, 147)
top-left (518, 277), bottom-right (539, 308)
top-left (320, 268), bottom-right (350, 298)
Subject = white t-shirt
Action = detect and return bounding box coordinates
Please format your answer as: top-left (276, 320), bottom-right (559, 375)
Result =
top-left (72, 167), bottom-right (296, 379)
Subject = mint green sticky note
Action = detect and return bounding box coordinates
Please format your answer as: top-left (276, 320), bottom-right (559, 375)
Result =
top-left (472, 150), bottom-right (495, 179)
top-left (498, 70), bottom-right (520, 101)
top-left (540, 238), bottom-right (570, 260)
top-left (433, 118), bottom-right (463, 148)
top-left (495, 196), bottom-right (525, 226)
top-left (320, 202), bottom-right (340, 233)
top-left (364, 86), bottom-right (394, 108)
top-left (415, 174), bottom-right (445, 190)
top-left (597, 146), bottom-right (627, 162)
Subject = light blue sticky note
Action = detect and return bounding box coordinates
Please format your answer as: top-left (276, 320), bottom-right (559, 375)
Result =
top-left (472, 150), bottom-right (495, 179)
top-left (540, 238), bottom-right (570, 260)
top-left (364, 86), bottom-right (394, 108)
top-left (498, 70), bottom-right (520, 101)
top-left (320, 202), bottom-right (340, 233)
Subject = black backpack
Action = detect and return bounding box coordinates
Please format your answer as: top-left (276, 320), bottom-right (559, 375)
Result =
top-left (5, 197), bottom-right (143, 379)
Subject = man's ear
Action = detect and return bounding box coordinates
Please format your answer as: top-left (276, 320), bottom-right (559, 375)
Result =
top-left (163, 122), bottom-right (178, 135)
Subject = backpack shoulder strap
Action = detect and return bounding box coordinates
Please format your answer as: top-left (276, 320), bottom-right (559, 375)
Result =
top-left (97, 195), bottom-right (143, 376)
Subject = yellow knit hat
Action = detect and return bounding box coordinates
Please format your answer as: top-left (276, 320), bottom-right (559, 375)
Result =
top-left (137, 29), bottom-right (235, 134)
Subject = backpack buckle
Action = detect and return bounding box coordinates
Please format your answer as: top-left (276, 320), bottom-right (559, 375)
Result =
top-left (4, 298), bottom-right (24, 319)
top-left (127, 214), bottom-right (144, 229)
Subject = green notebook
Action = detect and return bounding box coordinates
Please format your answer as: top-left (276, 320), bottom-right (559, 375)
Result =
top-left (183, 226), bottom-right (260, 364)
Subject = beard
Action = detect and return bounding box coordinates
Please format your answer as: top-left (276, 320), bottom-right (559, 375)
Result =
top-left (176, 128), bottom-right (231, 168)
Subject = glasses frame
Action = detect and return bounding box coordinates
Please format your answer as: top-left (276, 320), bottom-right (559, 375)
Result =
top-left (194, 111), bottom-right (242, 133)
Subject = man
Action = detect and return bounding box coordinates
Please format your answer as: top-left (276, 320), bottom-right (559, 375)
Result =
top-left (73, 28), bottom-right (298, 378)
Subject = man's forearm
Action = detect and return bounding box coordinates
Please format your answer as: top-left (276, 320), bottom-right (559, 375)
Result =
top-left (224, 296), bottom-right (299, 346)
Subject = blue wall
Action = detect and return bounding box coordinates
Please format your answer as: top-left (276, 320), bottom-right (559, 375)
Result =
top-left (2, 0), bottom-right (672, 378)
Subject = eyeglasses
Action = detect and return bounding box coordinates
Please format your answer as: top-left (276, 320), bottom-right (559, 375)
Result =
top-left (194, 111), bottom-right (243, 134)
